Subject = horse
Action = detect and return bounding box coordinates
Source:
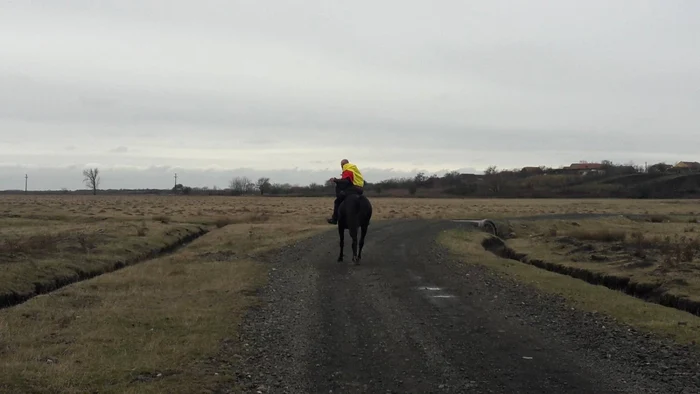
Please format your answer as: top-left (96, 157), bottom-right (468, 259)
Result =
top-left (336, 193), bottom-right (372, 264)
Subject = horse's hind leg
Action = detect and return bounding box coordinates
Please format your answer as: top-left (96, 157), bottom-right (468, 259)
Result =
top-left (350, 225), bottom-right (359, 264)
top-left (337, 226), bottom-right (344, 262)
top-left (357, 223), bottom-right (368, 262)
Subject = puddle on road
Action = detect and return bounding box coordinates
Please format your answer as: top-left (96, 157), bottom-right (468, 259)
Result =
top-left (408, 270), bottom-right (458, 302)
top-left (416, 286), bottom-right (457, 299)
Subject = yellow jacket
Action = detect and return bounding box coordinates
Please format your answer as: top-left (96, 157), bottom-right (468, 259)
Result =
top-left (340, 162), bottom-right (364, 188)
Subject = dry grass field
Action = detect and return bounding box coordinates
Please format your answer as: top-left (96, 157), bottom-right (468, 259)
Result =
top-left (502, 215), bottom-right (700, 309)
top-left (3, 195), bottom-right (700, 224)
top-left (439, 230), bottom-right (700, 346)
top-left (1, 195), bottom-right (700, 392)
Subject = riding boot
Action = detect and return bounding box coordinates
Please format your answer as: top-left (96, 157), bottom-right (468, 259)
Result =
top-left (327, 196), bottom-right (341, 224)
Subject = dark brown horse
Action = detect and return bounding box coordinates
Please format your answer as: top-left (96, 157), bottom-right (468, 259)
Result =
top-left (337, 193), bottom-right (372, 264)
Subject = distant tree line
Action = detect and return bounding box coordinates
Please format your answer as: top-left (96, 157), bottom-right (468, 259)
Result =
top-left (6, 160), bottom-right (700, 199)
top-left (162, 162), bottom-right (680, 198)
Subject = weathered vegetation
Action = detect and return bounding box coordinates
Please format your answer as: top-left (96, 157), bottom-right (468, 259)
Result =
top-left (480, 215), bottom-right (700, 317)
top-left (2, 195), bottom-right (700, 392)
top-left (0, 219), bottom-right (205, 308)
top-left (0, 195), bottom-right (331, 393)
top-left (439, 230), bottom-right (700, 346)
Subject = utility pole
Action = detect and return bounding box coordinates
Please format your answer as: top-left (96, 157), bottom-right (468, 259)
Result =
top-left (174, 173), bottom-right (178, 187)
top-left (25, 174), bottom-right (28, 193)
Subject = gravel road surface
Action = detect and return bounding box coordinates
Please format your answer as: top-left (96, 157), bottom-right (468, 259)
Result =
top-left (230, 219), bottom-right (700, 393)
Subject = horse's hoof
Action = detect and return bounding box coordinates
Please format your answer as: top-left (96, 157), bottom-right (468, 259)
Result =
top-left (337, 257), bottom-right (343, 263)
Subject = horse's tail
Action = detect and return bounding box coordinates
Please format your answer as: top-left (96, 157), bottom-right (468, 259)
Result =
top-left (358, 195), bottom-right (372, 224)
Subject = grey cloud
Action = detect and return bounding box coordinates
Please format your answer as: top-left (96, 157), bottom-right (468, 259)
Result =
top-left (109, 146), bottom-right (128, 153)
top-left (0, 1), bottom-right (698, 190)
top-left (4, 73), bottom-right (695, 155)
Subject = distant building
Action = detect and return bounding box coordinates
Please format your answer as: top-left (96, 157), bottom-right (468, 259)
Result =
top-left (520, 166), bottom-right (544, 174)
top-left (673, 161), bottom-right (700, 171)
top-left (562, 162), bottom-right (605, 175)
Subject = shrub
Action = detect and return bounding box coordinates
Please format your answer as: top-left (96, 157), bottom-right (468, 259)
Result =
top-left (136, 222), bottom-right (148, 236)
top-left (74, 231), bottom-right (97, 252)
top-left (214, 212), bottom-right (269, 228)
top-left (215, 217), bottom-right (231, 228)
top-left (567, 229), bottom-right (627, 243)
top-left (152, 215), bottom-right (171, 224)
top-left (648, 215), bottom-right (670, 223)
top-left (0, 233), bottom-right (63, 259)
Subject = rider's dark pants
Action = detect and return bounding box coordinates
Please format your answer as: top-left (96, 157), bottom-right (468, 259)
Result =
top-left (332, 184), bottom-right (363, 220)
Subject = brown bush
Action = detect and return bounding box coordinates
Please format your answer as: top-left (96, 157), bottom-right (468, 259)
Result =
top-left (136, 222), bottom-right (148, 236)
top-left (648, 234), bottom-right (700, 267)
top-left (567, 228), bottom-right (627, 243)
top-left (0, 233), bottom-right (63, 259)
top-left (626, 231), bottom-right (663, 249)
top-left (74, 231), bottom-right (98, 252)
top-left (648, 215), bottom-right (670, 223)
top-left (152, 215), bottom-right (171, 224)
top-left (223, 211), bottom-right (271, 226)
top-left (215, 217), bottom-right (231, 228)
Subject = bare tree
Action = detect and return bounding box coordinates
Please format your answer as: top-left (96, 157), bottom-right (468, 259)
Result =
top-left (82, 168), bottom-right (100, 195)
top-left (229, 176), bottom-right (255, 195)
top-left (443, 170), bottom-right (461, 187)
top-left (484, 165), bottom-right (499, 176)
top-left (243, 177), bottom-right (255, 193)
top-left (413, 172), bottom-right (427, 187)
top-left (483, 166), bottom-right (502, 194)
top-left (256, 177), bottom-right (271, 195)
top-left (229, 177), bottom-right (245, 195)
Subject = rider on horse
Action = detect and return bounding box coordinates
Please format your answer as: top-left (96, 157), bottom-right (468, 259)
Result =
top-left (327, 159), bottom-right (364, 224)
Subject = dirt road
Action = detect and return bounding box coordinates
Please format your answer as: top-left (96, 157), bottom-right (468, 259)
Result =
top-left (231, 219), bottom-right (700, 393)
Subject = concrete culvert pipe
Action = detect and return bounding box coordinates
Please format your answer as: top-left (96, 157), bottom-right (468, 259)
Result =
top-left (478, 219), bottom-right (499, 237)
top-left (450, 218), bottom-right (501, 237)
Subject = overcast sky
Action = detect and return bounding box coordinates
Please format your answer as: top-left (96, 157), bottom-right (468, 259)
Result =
top-left (1, 1), bottom-right (698, 190)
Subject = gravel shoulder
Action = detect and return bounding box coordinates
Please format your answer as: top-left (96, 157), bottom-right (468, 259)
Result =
top-left (228, 219), bottom-right (700, 393)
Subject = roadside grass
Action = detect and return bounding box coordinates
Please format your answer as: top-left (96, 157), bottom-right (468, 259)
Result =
top-left (0, 217), bottom-right (204, 305)
top-left (2, 194), bottom-right (700, 392)
top-left (505, 216), bottom-right (700, 305)
top-left (438, 229), bottom-right (700, 346)
top-left (0, 222), bottom-right (327, 393)
top-left (188, 222), bottom-right (327, 257)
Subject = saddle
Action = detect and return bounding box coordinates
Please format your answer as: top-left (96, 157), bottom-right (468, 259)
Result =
top-left (339, 193), bottom-right (367, 215)
top-left (344, 193), bottom-right (366, 204)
